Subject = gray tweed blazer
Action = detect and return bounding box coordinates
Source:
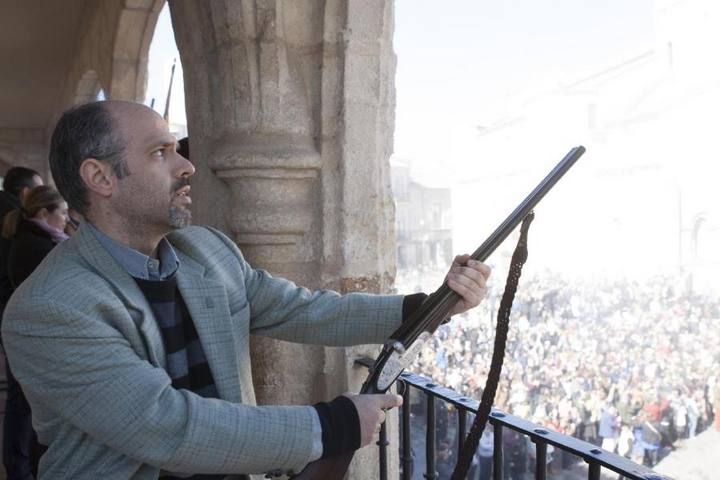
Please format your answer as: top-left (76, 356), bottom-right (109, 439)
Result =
top-left (2, 223), bottom-right (403, 479)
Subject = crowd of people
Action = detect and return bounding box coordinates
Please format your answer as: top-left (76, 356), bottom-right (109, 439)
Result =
top-left (397, 266), bottom-right (720, 477)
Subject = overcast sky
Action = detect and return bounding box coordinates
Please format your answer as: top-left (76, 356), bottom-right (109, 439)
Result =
top-left (393, 0), bottom-right (656, 168)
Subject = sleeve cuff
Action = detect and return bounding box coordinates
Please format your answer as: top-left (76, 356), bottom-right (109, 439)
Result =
top-left (402, 292), bottom-right (452, 325)
top-left (401, 293), bottom-right (428, 322)
top-left (312, 395), bottom-right (361, 458)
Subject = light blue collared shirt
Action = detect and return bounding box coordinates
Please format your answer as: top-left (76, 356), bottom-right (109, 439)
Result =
top-left (87, 223), bottom-right (179, 281)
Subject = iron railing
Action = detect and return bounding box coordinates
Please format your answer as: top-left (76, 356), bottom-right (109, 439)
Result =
top-left (357, 359), bottom-right (667, 480)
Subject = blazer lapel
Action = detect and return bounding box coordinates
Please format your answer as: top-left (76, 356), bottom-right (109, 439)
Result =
top-left (175, 252), bottom-right (243, 403)
top-left (73, 224), bottom-right (167, 368)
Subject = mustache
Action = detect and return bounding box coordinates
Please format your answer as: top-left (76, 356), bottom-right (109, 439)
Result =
top-left (171, 177), bottom-right (190, 193)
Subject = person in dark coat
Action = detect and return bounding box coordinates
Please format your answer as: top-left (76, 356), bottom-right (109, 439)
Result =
top-left (2, 185), bottom-right (67, 480)
top-left (5, 186), bottom-right (69, 288)
top-left (0, 167), bottom-right (42, 480)
top-left (0, 167), bottom-right (43, 312)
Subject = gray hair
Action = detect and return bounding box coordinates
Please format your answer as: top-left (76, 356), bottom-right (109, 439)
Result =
top-left (49, 102), bottom-right (128, 215)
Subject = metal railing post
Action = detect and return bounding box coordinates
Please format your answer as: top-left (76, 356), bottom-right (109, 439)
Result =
top-left (377, 422), bottom-right (388, 480)
top-left (492, 422), bottom-right (504, 480)
top-left (425, 392), bottom-right (437, 480)
top-left (534, 440), bottom-right (547, 480)
top-left (457, 409), bottom-right (467, 454)
top-left (401, 380), bottom-right (412, 480)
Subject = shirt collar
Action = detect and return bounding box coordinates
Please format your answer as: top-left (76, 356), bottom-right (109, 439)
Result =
top-left (87, 223), bottom-right (180, 280)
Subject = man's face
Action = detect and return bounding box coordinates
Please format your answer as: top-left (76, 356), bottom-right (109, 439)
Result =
top-left (109, 104), bottom-right (195, 234)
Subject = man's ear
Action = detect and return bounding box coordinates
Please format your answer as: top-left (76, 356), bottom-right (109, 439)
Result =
top-left (79, 158), bottom-right (115, 198)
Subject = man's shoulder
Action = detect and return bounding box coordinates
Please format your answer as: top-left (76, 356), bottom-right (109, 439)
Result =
top-left (8, 237), bottom-right (103, 301)
top-left (3, 239), bottom-right (113, 336)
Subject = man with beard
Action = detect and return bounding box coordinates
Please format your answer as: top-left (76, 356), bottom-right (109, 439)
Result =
top-left (1, 101), bottom-right (491, 479)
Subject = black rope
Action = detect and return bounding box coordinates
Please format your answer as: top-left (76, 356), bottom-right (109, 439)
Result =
top-left (450, 211), bottom-right (534, 480)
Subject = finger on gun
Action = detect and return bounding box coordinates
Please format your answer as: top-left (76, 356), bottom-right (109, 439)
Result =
top-left (378, 393), bottom-right (403, 409)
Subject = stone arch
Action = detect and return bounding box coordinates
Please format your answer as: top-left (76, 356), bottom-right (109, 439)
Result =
top-left (108, 0), bottom-right (166, 101)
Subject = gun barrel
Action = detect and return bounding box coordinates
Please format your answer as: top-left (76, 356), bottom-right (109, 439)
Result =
top-left (391, 145), bottom-right (586, 347)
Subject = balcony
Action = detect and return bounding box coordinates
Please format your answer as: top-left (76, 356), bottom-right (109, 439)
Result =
top-left (359, 359), bottom-right (667, 480)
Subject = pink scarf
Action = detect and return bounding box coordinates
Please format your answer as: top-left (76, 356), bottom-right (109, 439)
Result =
top-left (28, 218), bottom-right (69, 243)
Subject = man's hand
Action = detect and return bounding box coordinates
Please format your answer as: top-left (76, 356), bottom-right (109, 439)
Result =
top-left (345, 393), bottom-right (403, 447)
top-left (445, 254), bottom-right (492, 316)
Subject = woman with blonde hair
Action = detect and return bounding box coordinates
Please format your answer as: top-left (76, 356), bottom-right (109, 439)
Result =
top-left (2, 184), bottom-right (68, 479)
top-left (3, 185), bottom-right (68, 288)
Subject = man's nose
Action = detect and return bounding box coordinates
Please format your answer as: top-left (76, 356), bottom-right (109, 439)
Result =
top-left (177, 152), bottom-right (195, 177)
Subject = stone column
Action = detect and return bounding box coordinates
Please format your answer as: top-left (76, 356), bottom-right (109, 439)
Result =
top-left (170, 1), bottom-right (397, 477)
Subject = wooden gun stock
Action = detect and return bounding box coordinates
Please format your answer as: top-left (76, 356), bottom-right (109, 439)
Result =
top-left (292, 146), bottom-right (586, 480)
top-left (291, 452), bottom-right (353, 480)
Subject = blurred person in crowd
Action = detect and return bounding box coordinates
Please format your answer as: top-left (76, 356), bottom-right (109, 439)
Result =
top-left (2, 185), bottom-right (68, 480)
top-left (671, 390), bottom-right (688, 439)
top-left (598, 405), bottom-right (620, 453)
top-left (4, 186), bottom-right (69, 287)
top-left (685, 390), bottom-right (700, 438)
top-left (630, 419), bottom-right (645, 465)
top-left (436, 441), bottom-right (454, 479)
top-left (640, 415), bottom-right (661, 467)
top-left (504, 429), bottom-right (527, 477)
top-left (0, 168), bottom-right (43, 479)
top-left (0, 167), bottom-right (43, 315)
top-left (475, 427), bottom-right (493, 480)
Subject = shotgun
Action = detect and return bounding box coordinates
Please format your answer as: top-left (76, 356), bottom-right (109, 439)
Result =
top-left (292, 145), bottom-right (586, 480)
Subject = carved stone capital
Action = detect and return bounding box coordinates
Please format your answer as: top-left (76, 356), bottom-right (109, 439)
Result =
top-left (211, 135), bottom-right (321, 255)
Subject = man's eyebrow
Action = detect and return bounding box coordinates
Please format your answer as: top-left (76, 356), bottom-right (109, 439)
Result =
top-left (147, 137), bottom-right (177, 150)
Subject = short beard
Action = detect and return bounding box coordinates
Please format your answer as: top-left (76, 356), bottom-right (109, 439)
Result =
top-left (169, 205), bottom-right (191, 229)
